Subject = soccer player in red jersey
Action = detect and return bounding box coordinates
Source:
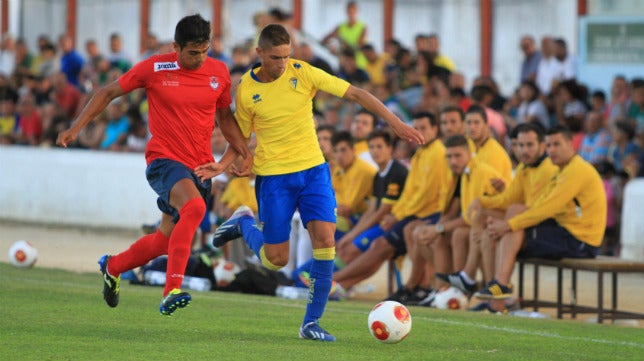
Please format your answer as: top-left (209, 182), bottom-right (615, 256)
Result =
top-left (57, 14), bottom-right (251, 315)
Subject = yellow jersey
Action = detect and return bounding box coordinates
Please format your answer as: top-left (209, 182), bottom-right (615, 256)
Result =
top-left (235, 59), bottom-right (350, 175)
top-left (459, 158), bottom-right (502, 225)
top-left (334, 157), bottom-right (377, 215)
top-left (480, 155), bottom-right (558, 210)
top-left (220, 177), bottom-right (258, 213)
top-left (474, 137), bottom-right (513, 184)
top-left (508, 155), bottom-right (607, 247)
top-left (392, 139), bottom-right (446, 220)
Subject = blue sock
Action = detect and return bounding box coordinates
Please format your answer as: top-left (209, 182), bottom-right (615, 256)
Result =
top-left (240, 217), bottom-right (264, 257)
top-left (303, 250), bottom-right (334, 325)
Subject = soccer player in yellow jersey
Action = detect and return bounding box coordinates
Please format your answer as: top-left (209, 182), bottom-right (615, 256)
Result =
top-left (438, 123), bottom-right (558, 297)
top-left (196, 24), bottom-right (423, 342)
top-left (477, 125), bottom-right (606, 311)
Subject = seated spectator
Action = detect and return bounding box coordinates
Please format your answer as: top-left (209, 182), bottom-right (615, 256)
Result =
top-left (360, 43), bottom-right (389, 86)
top-left (516, 80), bottom-right (549, 130)
top-left (579, 110), bottom-right (611, 164)
top-left (627, 78), bottom-right (644, 138)
top-left (470, 85), bottom-right (507, 141)
top-left (554, 79), bottom-right (587, 128)
top-left (607, 121), bottom-right (640, 173)
top-left (335, 129), bottom-right (408, 264)
top-left (349, 109), bottom-right (377, 168)
top-left (50, 71), bottom-right (82, 119)
top-left (14, 92), bottom-right (42, 145)
top-left (441, 123), bottom-right (557, 296)
top-left (331, 130), bottom-right (377, 238)
top-left (331, 112), bottom-right (445, 300)
top-left (99, 97), bottom-right (129, 150)
top-left (478, 125), bottom-right (606, 312)
top-left (604, 75), bottom-right (629, 126)
top-left (0, 89), bottom-right (18, 144)
top-left (414, 135), bottom-right (501, 300)
top-left (337, 48), bottom-right (370, 86)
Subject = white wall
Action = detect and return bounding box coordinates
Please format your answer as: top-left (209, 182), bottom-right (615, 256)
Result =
top-left (0, 146), bottom-right (159, 230)
top-left (620, 179), bottom-right (644, 262)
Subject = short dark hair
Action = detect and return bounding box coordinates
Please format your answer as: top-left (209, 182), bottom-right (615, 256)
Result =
top-left (613, 121), bottom-right (635, 140)
top-left (331, 130), bottom-right (354, 148)
top-left (174, 14), bottom-right (211, 48)
top-left (466, 104), bottom-right (488, 123)
top-left (546, 124), bottom-right (573, 141)
top-left (367, 128), bottom-right (394, 146)
top-left (439, 105), bottom-right (464, 121)
top-left (355, 109), bottom-right (377, 128)
top-left (516, 122), bottom-right (545, 142)
top-left (444, 135), bottom-right (469, 149)
top-left (258, 24), bottom-right (290, 50)
top-left (412, 111), bottom-right (437, 127)
top-left (316, 124), bottom-right (336, 135)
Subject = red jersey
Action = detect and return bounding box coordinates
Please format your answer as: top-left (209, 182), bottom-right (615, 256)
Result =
top-left (118, 53), bottom-right (231, 169)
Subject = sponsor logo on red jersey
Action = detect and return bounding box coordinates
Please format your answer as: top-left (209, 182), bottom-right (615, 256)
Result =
top-left (154, 61), bottom-right (179, 72)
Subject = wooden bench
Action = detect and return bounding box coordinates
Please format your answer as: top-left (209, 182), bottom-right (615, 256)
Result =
top-left (517, 256), bottom-right (644, 323)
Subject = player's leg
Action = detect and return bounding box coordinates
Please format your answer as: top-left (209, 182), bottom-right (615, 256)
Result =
top-left (296, 164), bottom-right (338, 341)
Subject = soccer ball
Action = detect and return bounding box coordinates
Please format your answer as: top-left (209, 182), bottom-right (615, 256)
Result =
top-left (368, 300), bottom-right (412, 344)
top-left (434, 286), bottom-right (469, 310)
top-left (213, 260), bottom-right (240, 287)
top-left (8, 240), bottom-right (38, 268)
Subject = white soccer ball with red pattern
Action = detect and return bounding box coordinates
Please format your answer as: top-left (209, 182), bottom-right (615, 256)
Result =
top-left (434, 286), bottom-right (469, 310)
top-left (368, 300), bottom-right (412, 344)
top-left (213, 260), bottom-right (240, 287)
top-left (8, 240), bottom-right (38, 268)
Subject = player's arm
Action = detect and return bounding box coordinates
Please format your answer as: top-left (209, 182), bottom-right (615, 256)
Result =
top-left (343, 85), bottom-right (424, 145)
top-left (57, 80), bottom-right (126, 147)
top-left (217, 107), bottom-right (252, 161)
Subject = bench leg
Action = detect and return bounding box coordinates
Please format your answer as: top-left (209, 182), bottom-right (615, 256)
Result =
top-left (557, 267), bottom-right (563, 319)
top-left (611, 272), bottom-right (618, 324)
top-left (571, 269), bottom-right (577, 319)
top-left (597, 271), bottom-right (604, 324)
top-left (518, 261), bottom-right (524, 300)
top-left (533, 265), bottom-right (540, 312)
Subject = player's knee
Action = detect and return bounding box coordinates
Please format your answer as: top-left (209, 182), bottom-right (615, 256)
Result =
top-left (505, 204), bottom-right (527, 219)
top-left (180, 198), bottom-right (207, 219)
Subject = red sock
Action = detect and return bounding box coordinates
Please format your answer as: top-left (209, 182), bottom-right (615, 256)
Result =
top-left (107, 230), bottom-right (170, 276)
top-left (164, 198), bottom-right (206, 296)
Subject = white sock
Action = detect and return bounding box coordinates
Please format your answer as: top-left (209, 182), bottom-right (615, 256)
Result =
top-left (459, 270), bottom-right (476, 285)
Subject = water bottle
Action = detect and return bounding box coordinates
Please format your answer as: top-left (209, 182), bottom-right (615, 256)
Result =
top-left (182, 276), bottom-right (212, 292)
top-left (275, 285), bottom-right (310, 300)
top-left (144, 270), bottom-right (166, 286)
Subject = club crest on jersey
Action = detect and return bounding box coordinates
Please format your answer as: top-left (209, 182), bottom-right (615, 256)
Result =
top-left (210, 76), bottom-right (219, 90)
top-left (154, 61), bottom-right (179, 72)
top-left (289, 77), bottom-right (298, 90)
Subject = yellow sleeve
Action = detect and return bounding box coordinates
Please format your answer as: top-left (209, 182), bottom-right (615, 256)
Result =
top-left (508, 168), bottom-right (580, 231)
top-left (234, 77), bottom-right (253, 138)
top-left (480, 164), bottom-right (526, 210)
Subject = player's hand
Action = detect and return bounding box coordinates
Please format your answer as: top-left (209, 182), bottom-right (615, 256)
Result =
top-left (379, 214), bottom-right (397, 231)
top-left (194, 162), bottom-right (226, 182)
top-left (56, 129), bottom-right (78, 148)
top-left (413, 224), bottom-right (438, 246)
top-left (390, 122), bottom-right (425, 145)
top-left (230, 154), bottom-right (253, 177)
top-left (486, 216), bottom-right (510, 239)
top-left (490, 178), bottom-right (506, 192)
top-left (467, 198), bottom-right (482, 221)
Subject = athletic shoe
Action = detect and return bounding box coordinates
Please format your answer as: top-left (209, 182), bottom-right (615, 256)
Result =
top-left (159, 288), bottom-right (192, 316)
top-left (468, 301), bottom-right (507, 314)
top-left (383, 287), bottom-right (412, 304)
top-left (416, 288), bottom-right (438, 307)
top-left (405, 286), bottom-right (435, 305)
top-left (474, 279), bottom-right (513, 300)
top-left (211, 206), bottom-right (254, 248)
top-left (436, 272), bottom-right (478, 295)
top-left (299, 321), bottom-right (336, 342)
top-left (98, 255), bottom-right (120, 308)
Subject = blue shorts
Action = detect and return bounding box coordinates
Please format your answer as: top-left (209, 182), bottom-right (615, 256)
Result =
top-left (385, 213), bottom-right (441, 258)
top-left (146, 158), bottom-right (212, 223)
top-left (255, 163), bottom-right (336, 244)
top-left (352, 225), bottom-right (385, 252)
top-left (518, 219), bottom-right (599, 259)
